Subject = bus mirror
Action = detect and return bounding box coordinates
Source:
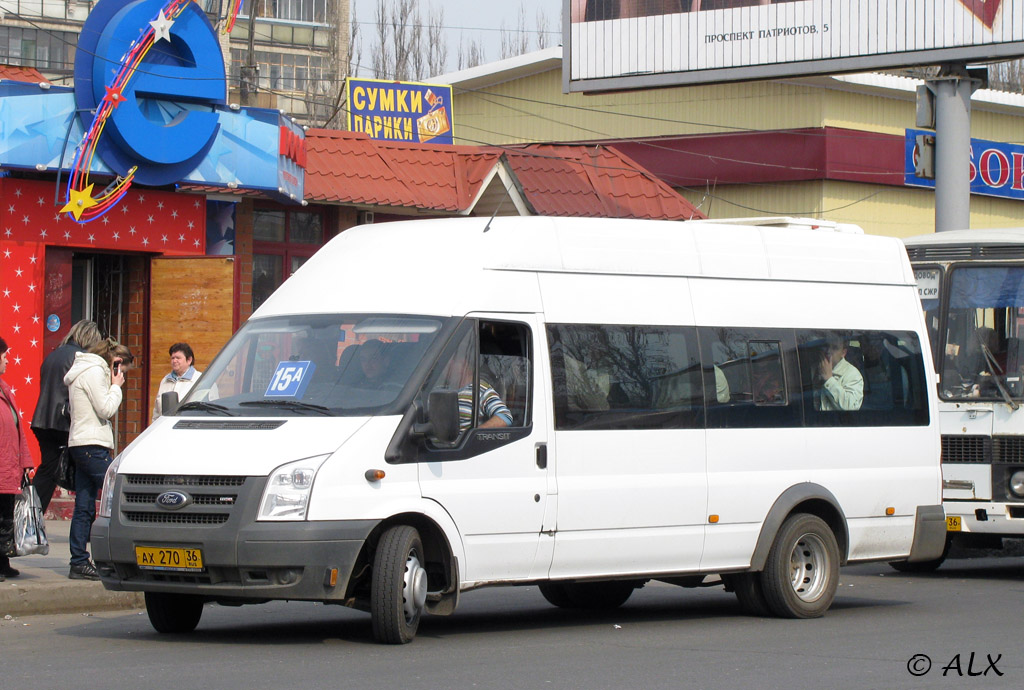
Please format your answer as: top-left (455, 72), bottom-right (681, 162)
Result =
top-left (161, 391), bottom-right (180, 416)
top-left (413, 389), bottom-right (459, 444)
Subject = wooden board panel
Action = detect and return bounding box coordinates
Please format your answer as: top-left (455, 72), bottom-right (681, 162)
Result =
top-left (149, 257), bottom-right (235, 423)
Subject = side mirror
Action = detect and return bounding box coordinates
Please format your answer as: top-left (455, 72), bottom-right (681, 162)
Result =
top-left (161, 391), bottom-right (180, 416)
top-left (413, 389), bottom-right (459, 444)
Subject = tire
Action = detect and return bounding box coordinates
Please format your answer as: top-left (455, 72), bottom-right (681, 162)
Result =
top-left (889, 536), bottom-right (950, 573)
top-left (721, 573), bottom-right (771, 617)
top-left (760, 513), bottom-right (840, 619)
top-left (539, 580), bottom-right (639, 610)
top-left (538, 582), bottom-right (575, 608)
top-left (371, 525), bottom-right (428, 644)
top-left (145, 592), bottom-right (204, 634)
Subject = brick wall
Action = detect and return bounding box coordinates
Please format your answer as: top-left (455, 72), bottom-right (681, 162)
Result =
top-left (235, 199), bottom-right (254, 326)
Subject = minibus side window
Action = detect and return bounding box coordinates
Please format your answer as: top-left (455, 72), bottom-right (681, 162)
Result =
top-left (426, 320), bottom-right (532, 447)
top-left (699, 327), bottom-right (800, 429)
top-left (547, 324), bottom-right (703, 431)
top-left (797, 329), bottom-right (929, 427)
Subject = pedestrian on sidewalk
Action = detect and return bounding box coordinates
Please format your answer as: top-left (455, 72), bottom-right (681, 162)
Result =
top-left (64, 337), bottom-right (132, 581)
top-left (30, 320), bottom-right (102, 513)
top-left (1, 336), bottom-right (35, 581)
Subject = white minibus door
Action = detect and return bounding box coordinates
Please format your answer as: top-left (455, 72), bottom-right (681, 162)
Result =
top-left (417, 315), bottom-right (553, 584)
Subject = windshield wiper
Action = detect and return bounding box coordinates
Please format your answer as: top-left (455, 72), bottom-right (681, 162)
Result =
top-left (979, 343), bottom-right (1020, 410)
top-left (176, 401), bottom-right (235, 416)
top-left (239, 400), bottom-right (333, 416)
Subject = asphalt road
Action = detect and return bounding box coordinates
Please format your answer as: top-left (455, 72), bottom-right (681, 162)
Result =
top-left (3, 556), bottom-right (1022, 690)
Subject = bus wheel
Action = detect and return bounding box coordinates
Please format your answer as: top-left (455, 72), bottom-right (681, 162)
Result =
top-left (721, 573), bottom-right (771, 617)
top-left (371, 525), bottom-right (428, 644)
top-left (761, 513), bottom-right (839, 619)
top-left (539, 580), bottom-right (638, 609)
top-left (145, 592), bottom-right (203, 633)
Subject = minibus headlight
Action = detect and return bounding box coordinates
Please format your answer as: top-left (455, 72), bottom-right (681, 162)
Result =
top-left (258, 455), bottom-right (329, 521)
top-left (98, 453), bottom-right (123, 519)
top-left (1010, 470), bottom-right (1024, 499)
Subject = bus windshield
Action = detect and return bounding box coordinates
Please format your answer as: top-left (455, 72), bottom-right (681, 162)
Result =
top-left (941, 266), bottom-right (1024, 402)
top-left (178, 314), bottom-right (449, 417)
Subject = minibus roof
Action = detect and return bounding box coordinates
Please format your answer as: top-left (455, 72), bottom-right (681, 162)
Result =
top-left (256, 216), bottom-right (914, 319)
top-left (904, 227), bottom-right (1024, 248)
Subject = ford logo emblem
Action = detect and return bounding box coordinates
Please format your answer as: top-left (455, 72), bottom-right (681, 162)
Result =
top-left (156, 491), bottom-right (191, 510)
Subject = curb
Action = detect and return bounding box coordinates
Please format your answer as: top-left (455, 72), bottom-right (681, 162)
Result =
top-left (1, 580), bottom-right (144, 618)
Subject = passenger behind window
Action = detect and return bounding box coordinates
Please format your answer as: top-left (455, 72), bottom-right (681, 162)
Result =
top-left (861, 335), bottom-right (910, 410)
top-left (816, 334), bottom-right (863, 411)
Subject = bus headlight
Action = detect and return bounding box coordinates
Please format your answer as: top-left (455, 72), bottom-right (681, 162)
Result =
top-left (1010, 470), bottom-right (1024, 499)
top-left (258, 455), bottom-right (329, 521)
top-left (98, 454), bottom-right (123, 518)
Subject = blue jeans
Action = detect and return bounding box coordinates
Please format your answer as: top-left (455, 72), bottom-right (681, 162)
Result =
top-left (69, 445), bottom-right (112, 566)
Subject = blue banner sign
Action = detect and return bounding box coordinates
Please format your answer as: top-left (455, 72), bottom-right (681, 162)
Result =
top-left (905, 129), bottom-right (1024, 202)
top-left (346, 78), bottom-right (454, 144)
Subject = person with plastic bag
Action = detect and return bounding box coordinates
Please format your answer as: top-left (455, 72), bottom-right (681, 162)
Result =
top-left (1, 336), bottom-right (35, 581)
top-left (64, 337), bottom-right (131, 580)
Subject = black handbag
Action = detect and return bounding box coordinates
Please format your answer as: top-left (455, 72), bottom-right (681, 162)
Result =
top-left (55, 445), bottom-right (76, 491)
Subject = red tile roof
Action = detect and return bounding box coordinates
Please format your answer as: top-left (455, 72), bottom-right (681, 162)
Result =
top-left (0, 65), bottom-right (49, 83)
top-left (304, 130), bottom-right (703, 220)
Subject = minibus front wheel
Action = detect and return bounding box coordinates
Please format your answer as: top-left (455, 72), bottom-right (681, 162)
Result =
top-left (145, 591), bottom-right (204, 633)
top-left (371, 525), bottom-right (428, 644)
top-left (760, 513), bottom-right (839, 619)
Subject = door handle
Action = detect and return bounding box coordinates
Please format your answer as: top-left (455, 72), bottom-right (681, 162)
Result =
top-left (536, 443), bottom-right (547, 469)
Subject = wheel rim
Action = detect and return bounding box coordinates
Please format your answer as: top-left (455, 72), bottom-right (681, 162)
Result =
top-left (403, 550), bottom-right (428, 623)
top-left (788, 532), bottom-right (830, 602)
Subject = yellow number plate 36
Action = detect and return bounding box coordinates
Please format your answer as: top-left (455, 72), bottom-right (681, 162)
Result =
top-left (946, 516), bottom-right (962, 532)
top-left (135, 546), bottom-right (204, 572)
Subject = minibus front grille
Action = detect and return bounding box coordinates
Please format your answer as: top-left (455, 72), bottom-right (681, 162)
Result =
top-left (124, 511), bottom-right (230, 525)
top-left (941, 435), bottom-right (990, 463)
top-left (123, 492), bottom-right (238, 506)
top-left (125, 475), bottom-right (246, 487)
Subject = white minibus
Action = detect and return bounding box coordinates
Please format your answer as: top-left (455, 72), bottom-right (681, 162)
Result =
top-left (92, 216), bottom-right (945, 644)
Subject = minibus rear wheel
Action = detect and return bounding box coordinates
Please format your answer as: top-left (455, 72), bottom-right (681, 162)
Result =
top-left (145, 592), bottom-right (204, 633)
top-left (760, 513), bottom-right (839, 619)
top-left (371, 525), bottom-right (428, 644)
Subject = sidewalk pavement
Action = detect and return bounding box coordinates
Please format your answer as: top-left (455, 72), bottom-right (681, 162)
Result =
top-left (1, 519), bottom-right (144, 619)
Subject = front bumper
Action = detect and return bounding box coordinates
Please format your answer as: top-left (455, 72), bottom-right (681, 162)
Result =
top-left (92, 517), bottom-right (377, 602)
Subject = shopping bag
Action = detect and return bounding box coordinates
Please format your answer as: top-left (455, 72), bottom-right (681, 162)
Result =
top-left (55, 445), bottom-right (76, 491)
top-left (14, 481), bottom-right (50, 556)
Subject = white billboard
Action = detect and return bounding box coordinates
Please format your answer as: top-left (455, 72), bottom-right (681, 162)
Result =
top-left (565, 0), bottom-right (1024, 92)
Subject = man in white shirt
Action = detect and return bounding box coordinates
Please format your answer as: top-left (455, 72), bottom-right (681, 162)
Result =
top-left (818, 335), bottom-right (864, 411)
top-left (152, 342), bottom-right (202, 421)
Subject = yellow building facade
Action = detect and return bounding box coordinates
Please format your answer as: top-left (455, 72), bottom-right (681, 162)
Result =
top-left (438, 49), bottom-right (1024, 238)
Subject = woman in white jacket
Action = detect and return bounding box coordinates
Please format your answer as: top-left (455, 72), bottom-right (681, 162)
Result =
top-left (63, 338), bottom-right (132, 580)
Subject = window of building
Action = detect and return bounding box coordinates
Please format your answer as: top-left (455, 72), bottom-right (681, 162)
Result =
top-left (252, 207), bottom-right (324, 311)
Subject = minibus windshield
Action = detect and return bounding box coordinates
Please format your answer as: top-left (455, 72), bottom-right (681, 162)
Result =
top-left (177, 314), bottom-right (447, 416)
top-left (940, 266), bottom-right (1024, 403)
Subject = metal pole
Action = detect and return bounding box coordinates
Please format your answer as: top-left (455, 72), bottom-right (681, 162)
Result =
top-left (929, 64), bottom-right (984, 233)
top-left (240, 1), bottom-right (260, 106)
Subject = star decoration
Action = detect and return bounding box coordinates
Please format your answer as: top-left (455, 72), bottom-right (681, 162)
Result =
top-left (61, 184), bottom-right (99, 220)
top-left (104, 84), bottom-right (126, 109)
top-left (150, 11), bottom-right (175, 44)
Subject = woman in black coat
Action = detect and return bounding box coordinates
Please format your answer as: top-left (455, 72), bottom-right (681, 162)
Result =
top-left (30, 320), bottom-right (101, 512)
